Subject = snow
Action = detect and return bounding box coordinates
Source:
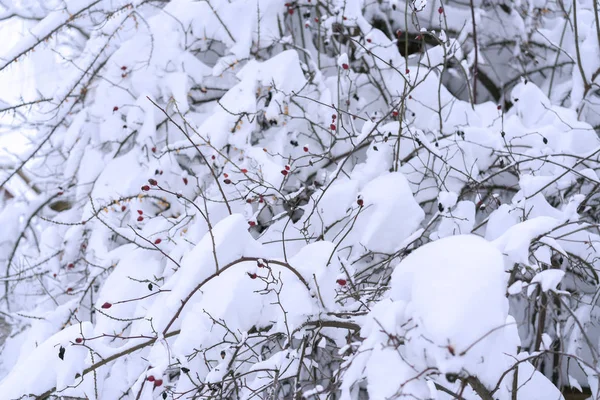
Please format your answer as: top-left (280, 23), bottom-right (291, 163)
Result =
top-left (0, 0), bottom-right (598, 398)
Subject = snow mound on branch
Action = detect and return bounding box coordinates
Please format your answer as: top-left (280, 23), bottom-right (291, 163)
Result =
top-left (0, 322), bottom-right (93, 399)
top-left (342, 235), bottom-right (514, 398)
top-left (391, 235), bottom-right (508, 368)
top-left (357, 172), bottom-right (424, 253)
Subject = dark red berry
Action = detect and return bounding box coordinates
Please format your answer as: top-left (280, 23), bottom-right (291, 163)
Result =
top-left (248, 221), bottom-right (256, 227)
top-left (497, 105), bottom-right (502, 110)
top-left (342, 63), bottom-right (349, 70)
top-left (151, 147), bottom-right (156, 153)
top-left (154, 379), bottom-right (163, 387)
top-left (405, 69), bottom-right (410, 74)
top-left (288, 8), bottom-right (294, 15)
top-left (101, 302), bottom-right (112, 309)
top-left (113, 106), bottom-right (119, 112)
top-left (241, 168), bottom-right (248, 174)
top-left (281, 170), bottom-right (288, 176)
top-left (147, 376), bottom-right (155, 382)
top-left (121, 205), bottom-right (126, 212)
top-left (303, 146), bottom-right (309, 152)
top-left (336, 279), bottom-right (347, 286)
top-left (148, 179), bottom-right (157, 186)
top-left (392, 110), bottom-right (399, 117)
top-left (438, 6), bottom-right (444, 13)
top-left (75, 338), bottom-right (83, 343)
top-left (137, 210), bottom-right (143, 215)
top-left (154, 238), bottom-right (162, 244)
top-left (137, 216), bottom-right (144, 222)
top-left (121, 66), bottom-right (127, 71)
top-left (332, 114), bottom-right (337, 120)
top-left (224, 179), bottom-right (232, 184)
top-left (248, 273), bottom-right (257, 279)
top-left (246, 198), bottom-right (253, 204)
top-left (366, 38), bottom-right (372, 43)
top-left (141, 185), bottom-right (150, 191)
top-left (330, 124), bottom-right (336, 130)
top-left (285, 165), bottom-right (290, 171)
top-left (66, 288), bottom-right (73, 293)
top-left (357, 199), bottom-right (364, 207)
top-left (183, 177), bottom-right (188, 185)
top-left (67, 263), bottom-right (74, 269)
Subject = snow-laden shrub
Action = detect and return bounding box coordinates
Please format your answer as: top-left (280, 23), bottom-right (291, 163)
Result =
top-left (0, 0), bottom-right (599, 399)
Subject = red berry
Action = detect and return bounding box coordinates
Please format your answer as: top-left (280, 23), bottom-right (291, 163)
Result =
top-left (224, 179), bottom-right (232, 184)
top-left (141, 185), bottom-right (150, 191)
top-left (53, 273), bottom-right (57, 277)
top-left (314, 17), bottom-right (319, 22)
top-left (66, 288), bottom-right (73, 293)
top-left (154, 379), bottom-right (163, 387)
top-left (248, 273), bottom-right (257, 279)
top-left (137, 210), bottom-right (143, 215)
top-left (288, 8), bottom-right (294, 15)
top-left (303, 146), bottom-right (309, 152)
top-left (67, 263), bottom-right (74, 269)
top-left (259, 196), bottom-right (264, 203)
top-left (211, 155), bottom-right (216, 160)
top-left (281, 170), bottom-right (288, 176)
top-left (392, 110), bottom-right (399, 117)
top-left (405, 69), bottom-right (410, 74)
top-left (57, 191), bottom-right (64, 195)
top-left (246, 198), bottom-right (253, 204)
top-left (497, 105), bottom-right (502, 110)
top-left (241, 168), bottom-right (248, 174)
top-left (330, 124), bottom-right (336, 130)
top-left (336, 279), bottom-right (347, 286)
top-left (137, 216), bottom-right (144, 222)
top-left (332, 114), bottom-right (337, 120)
top-left (121, 205), bottom-right (127, 212)
top-left (101, 302), bottom-right (112, 309)
top-left (154, 238), bottom-right (162, 245)
top-left (357, 199), bottom-right (364, 207)
top-left (248, 221), bottom-right (256, 227)
top-left (75, 338), bottom-right (83, 343)
top-left (183, 177), bottom-right (188, 185)
top-left (438, 6), bottom-right (444, 13)
top-left (366, 38), bottom-right (372, 43)
top-left (147, 376), bottom-right (155, 382)
top-left (121, 66), bottom-right (127, 71)
top-left (151, 147), bottom-right (156, 153)
top-left (148, 178), bottom-right (157, 186)
top-left (285, 165), bottom-right (290, 171)
top-left (342, 63), bottom-right (349, 70)
top-left (113, 106), bottom-right (119, 112)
